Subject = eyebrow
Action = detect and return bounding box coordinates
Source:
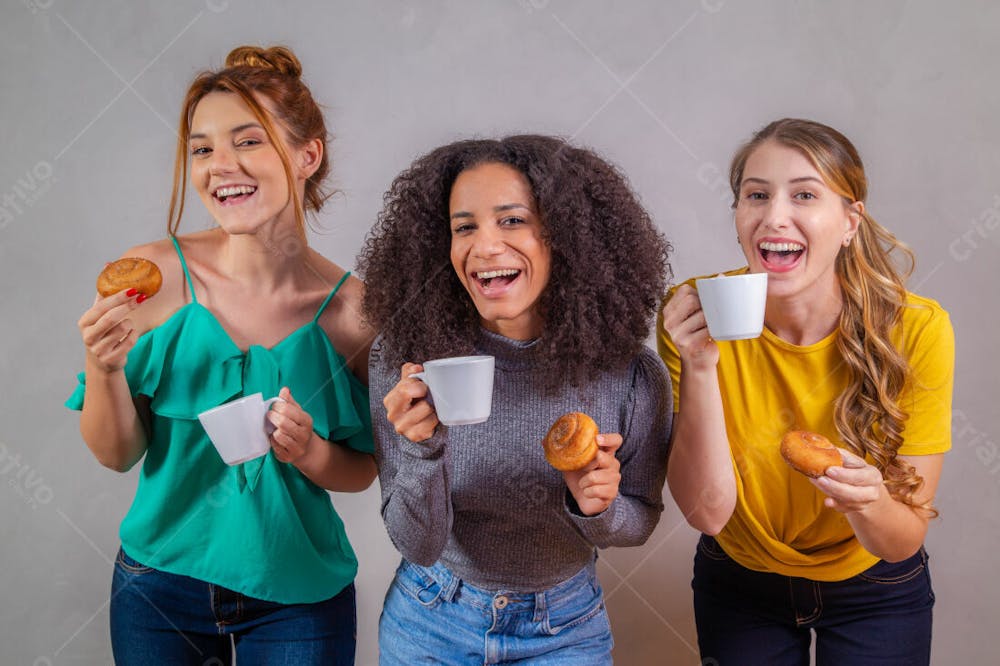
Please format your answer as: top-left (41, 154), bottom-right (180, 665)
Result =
top-left (189, 123), bottom-right (264, 140)
top-left (450, 203), bottom-right (532, 220)
top-left (741, 176), bottom-right (825, 187)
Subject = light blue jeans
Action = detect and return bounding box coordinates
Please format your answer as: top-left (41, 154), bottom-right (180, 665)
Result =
top-left (379, 557), bottom-right (613, 665)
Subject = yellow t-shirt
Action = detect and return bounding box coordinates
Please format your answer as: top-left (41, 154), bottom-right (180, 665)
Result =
top-left (657, 269), bottom-right (954, 581)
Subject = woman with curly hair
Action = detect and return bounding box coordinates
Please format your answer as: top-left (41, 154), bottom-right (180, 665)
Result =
top-left (660, 118), bottom-right (954, 665)
top-left (358, 134), bottom-right (673, 664)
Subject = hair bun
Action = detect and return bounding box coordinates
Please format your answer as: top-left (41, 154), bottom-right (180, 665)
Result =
top-left (225, 45), bottom-right (302, 78)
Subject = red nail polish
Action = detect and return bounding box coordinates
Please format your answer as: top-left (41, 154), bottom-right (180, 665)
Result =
top-left (126, 288), bottom-right (138, 297)
top-left (136, 294), bottom-right (147, 304)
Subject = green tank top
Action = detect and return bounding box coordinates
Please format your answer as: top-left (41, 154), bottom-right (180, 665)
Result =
top-left (67, 236), bottom-right (373, 603)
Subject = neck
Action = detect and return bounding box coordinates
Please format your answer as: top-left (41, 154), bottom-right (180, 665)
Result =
top-left (215, 226), bottom-right (310, 291)
top-left (764, 288), bottom-right (843, 346)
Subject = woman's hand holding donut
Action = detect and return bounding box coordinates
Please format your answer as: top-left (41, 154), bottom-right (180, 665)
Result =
top-left (563, 434), bottom-right (623, 516)
top-left (78, 289), bottom-right (146, 373)
top-left (267, 387), bottom-right (316, 464)
top-left (811, 448), bottom-right (887, 514)
top-left (383, 363), bottom-right (439, 443)
top-left (661, 284), bottom-right (718, 371)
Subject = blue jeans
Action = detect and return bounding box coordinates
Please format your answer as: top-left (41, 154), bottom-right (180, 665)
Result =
top-left (693, 535), bottom-right (934, 666)
top-left (379, 558), bottom-right (613, 665)
top-left (110, 547), bottom-right (356, 665)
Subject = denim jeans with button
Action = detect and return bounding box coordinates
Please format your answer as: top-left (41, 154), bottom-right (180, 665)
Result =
top-left (109, 547), bottom-right (356, 665)
top-left (693, 535), bottom-right (935, 666)
top-left (379, 557), bottom-right (613, 665)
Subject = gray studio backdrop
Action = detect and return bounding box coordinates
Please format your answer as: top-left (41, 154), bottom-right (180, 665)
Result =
top-left (2, 1), bottom-right (997, 664)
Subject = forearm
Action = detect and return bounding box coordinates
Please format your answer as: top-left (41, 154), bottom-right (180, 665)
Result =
top-left (569, 493), bottom-right (662, 548)
top-left (293, 432), bottom-right (378, 493)
top-left (846, 486), bottom-right (930, 562)
top-left (79, 359), bottom-right (147, 472)
top-left (292, 433), bottom-right (377, 492)
top-left (667, 366), bottom-right (736, 534)
top-left (379, 435), bottom-right (452, 566)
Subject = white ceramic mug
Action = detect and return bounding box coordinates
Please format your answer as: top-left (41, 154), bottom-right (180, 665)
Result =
top-left (411, 355), bottom-right (495, 426)
top-left (695, 272), bottom-right (768, 341)
top-left (197, 393), bottom-right (285, 465)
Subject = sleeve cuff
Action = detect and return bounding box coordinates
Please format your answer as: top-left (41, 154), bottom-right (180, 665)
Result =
top-left (396, 430), bottom-right (448, 461)
top-left (564, 492), bottom-right (623, 542)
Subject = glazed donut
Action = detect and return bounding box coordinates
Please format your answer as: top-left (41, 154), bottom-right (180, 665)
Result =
top-left (97, 258), bottom-right (162, 298)
top-left (542, 412), bottom-right (599, 472)
top-left (780, 430), bottom-right (843, 478)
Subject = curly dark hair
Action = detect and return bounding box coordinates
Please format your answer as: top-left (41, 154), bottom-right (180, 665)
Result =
top-left (357, 134), bottom-right (671, 388)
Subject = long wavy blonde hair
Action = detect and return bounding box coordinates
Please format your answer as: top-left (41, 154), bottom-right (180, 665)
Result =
top-left (729, 118), bottom-right (933, 515)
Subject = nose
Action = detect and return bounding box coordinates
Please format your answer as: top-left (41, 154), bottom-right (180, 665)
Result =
top-left (470, 225), bottom-right (505, 258)
top-left (762, 196), bottom-right (792, 230)
top-left (208, 145), bottom-right (237, 175)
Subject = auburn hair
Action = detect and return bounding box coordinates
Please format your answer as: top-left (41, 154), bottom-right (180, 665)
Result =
top-left (167, 45), bottom-right (330, 237)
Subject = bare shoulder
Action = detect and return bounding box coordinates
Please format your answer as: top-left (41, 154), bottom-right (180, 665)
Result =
top-left (114, 234), bottom-right (199, 333)
top-left (310, 251), bottom-right (375, 383)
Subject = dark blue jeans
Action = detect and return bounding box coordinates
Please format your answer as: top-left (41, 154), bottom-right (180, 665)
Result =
top-left (109, 547), bottom-right (356, 665)
top-left (692, 535), bottom-right (934, 666)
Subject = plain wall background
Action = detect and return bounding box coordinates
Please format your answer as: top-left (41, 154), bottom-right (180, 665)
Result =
top-left (2, 1), bottom-right (997, 664)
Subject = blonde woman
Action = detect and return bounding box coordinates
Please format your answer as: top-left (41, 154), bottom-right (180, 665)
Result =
top-left (660, 118), bottom-right (953, 665)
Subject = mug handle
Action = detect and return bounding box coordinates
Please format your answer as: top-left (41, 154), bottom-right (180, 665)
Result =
top-left (262, 396), bottom-right (286, 435)
top-left (407, 372), bottom-right (435, 408)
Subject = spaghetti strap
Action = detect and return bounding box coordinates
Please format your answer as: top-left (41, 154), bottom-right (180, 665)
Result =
top-left (313, 271), bottom-right (351, 322)
top-left (169, 235), bottom-right (198, 304)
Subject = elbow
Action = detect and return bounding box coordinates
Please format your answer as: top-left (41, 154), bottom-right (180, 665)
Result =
top-left (360, 457), bottom-right (379, 490)
top-left (85, 439), bottom-right (141, 473)
top-left (381, 501), bottom-right (449, 566)
top-left (617, 531), bottom-right (653, 549)
top-left (685, 501), bottom-right (735, 537)
top-left (618, 518), bottom-right (660, 548)
top-left (399, 547), bottom-right (440, 568)
top-left (343, 456), bottom-right (379, 492)
top-left (389, 535), bottom-right (445, 567)
top-left (95, 453), bottom-right (138, 473)
top-left (697, 519), bottom-right (727, 537)
top-left (873, 540), bottom-right (925, 564)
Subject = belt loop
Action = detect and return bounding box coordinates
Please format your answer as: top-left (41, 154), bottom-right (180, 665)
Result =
top-left (440, 567), bottom-right (461, 602)
top-left (533, 587), bottom-right (547, 623)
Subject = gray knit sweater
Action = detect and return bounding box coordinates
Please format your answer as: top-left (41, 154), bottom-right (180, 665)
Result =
top-left (371, 328), bottom-right (673, 592)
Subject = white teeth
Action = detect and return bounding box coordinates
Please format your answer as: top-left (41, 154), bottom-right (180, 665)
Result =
top-left (215, 185), bottom-right (256, 198)
top-left (759, 241), bottom-right (804, 252)
top-left (476, 269), bottom-right (520, 279)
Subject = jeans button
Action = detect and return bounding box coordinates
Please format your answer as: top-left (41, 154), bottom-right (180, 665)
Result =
top-left (493, 595), bottom-right (508, 609)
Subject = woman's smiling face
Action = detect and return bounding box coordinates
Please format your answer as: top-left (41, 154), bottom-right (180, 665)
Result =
top-left (188, 91), bottom-right (304, 235)
top-left (449, 162), bottom-right (552, 341)
top-left (735, 140), bottom-right (861, 303)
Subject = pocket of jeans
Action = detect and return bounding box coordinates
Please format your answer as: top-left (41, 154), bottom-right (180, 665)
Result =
top-left (543, 580), bottom-right (608, 635)
top-left (696, 535), bottom-right (730, 562)
top-left (857, 547), bottom-right (927, 585)
top-left (394, 561), bottom-right (445, 609)
top-left (115, 547), bottom-right (154, 575)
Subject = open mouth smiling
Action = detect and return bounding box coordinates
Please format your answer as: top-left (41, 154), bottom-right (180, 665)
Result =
top-left (213, 184), bottom-right (257, 203)
top-left (759, 240), bottom-right (804, 268)
top-left (472, 268), bottom-right (521, 291)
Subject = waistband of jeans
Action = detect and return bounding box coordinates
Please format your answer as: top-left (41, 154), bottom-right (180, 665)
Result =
top-left (414, 557), bottom-right (598, 611)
